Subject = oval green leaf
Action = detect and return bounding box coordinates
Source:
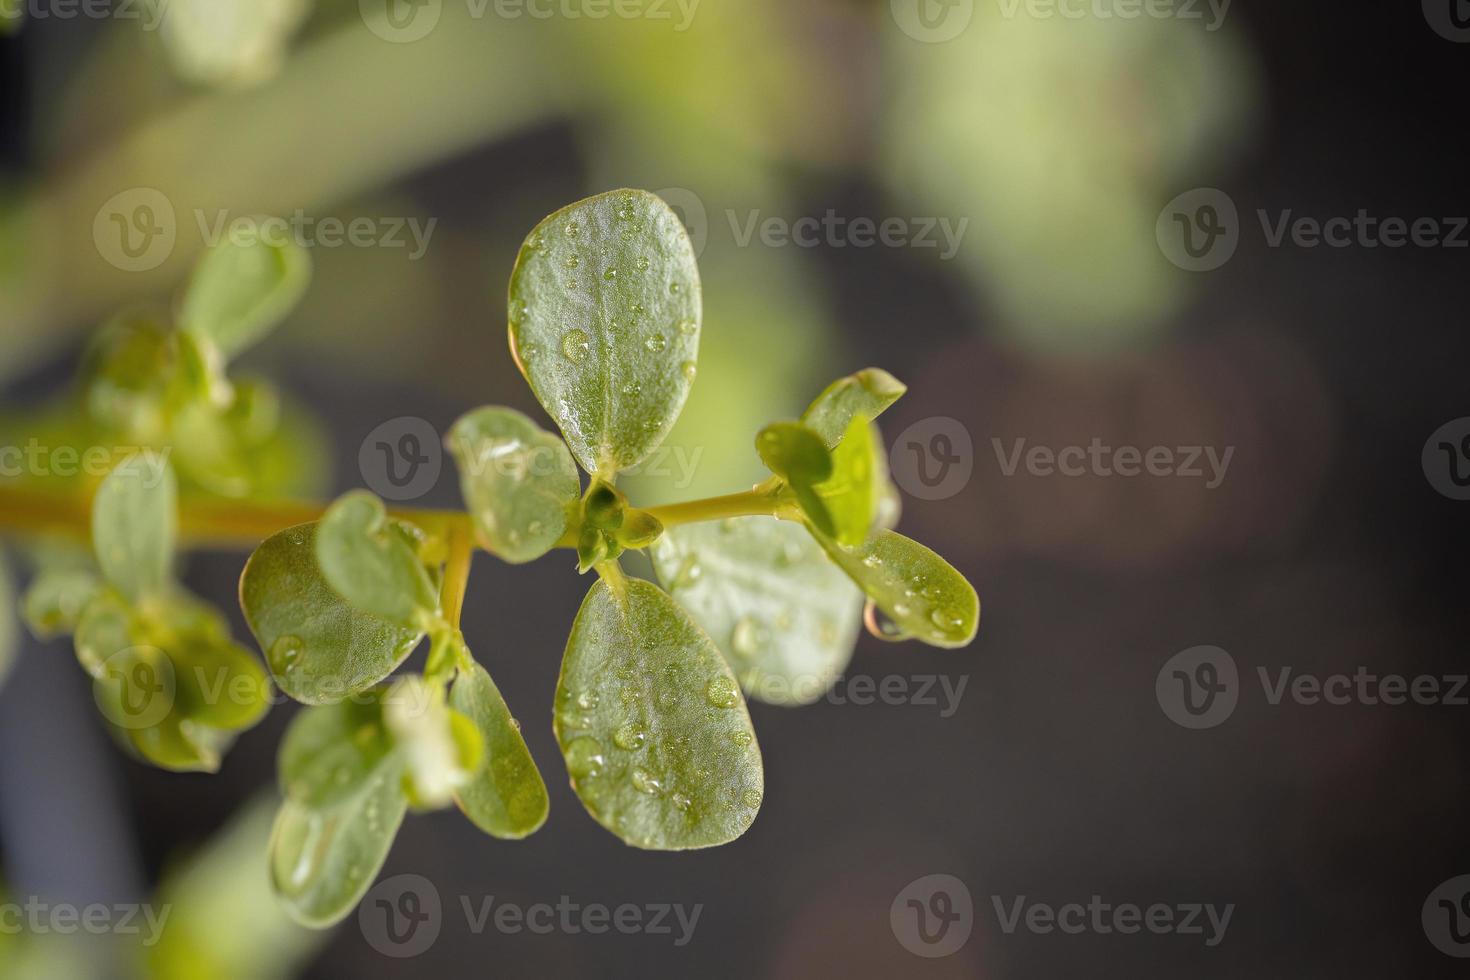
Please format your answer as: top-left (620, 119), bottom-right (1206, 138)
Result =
top-left (92, 455), bottom-right (176, 602)
top-left (268, 780), bottom-right (408, 929)
top-left (21, 569), bottom-right (101, 639)
top-left (815, 529), bottom-right (979, 648)
top-left (801, 367), bottom-right (907, 448)
top-left (279, 695), bottom-right (398, 812)
top-left (178, 217), bottom-right (311, 359)
top-left (810, 416), bottom-right (879, 547)
top-left (241, 523), bottom-right (425, 704)
top-left (652, 517), bottom-right (863, 706)
top-left (316, 492), bottom-right (440, 629)
top-left (446, 406), bottom-right (579, 563)
top-left (555, 577), bottom-right (763, 850)
top-left (450, 661), bottom-right (550, 838)
top-left (508, 189), bottom-right (701, 476)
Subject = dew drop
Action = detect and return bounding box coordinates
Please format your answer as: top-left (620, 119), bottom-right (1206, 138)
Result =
top-left (706, 676), bottom-right (739, 709)
top-left (730, 616), bottom-right (768, 660)
top-left (669, 282), bottom-right (681, 294)
top-left (631, 768), bottom-right (663, 795)
top-left (565, 737), bottom-right (606, 779)
top-left (677, 318), bottom-right (696, 335)
top-left (671, 792), bottom-right (692, 812)
top-left (566, 221), bottom-right (581, 238)
top-left (637, 257), bottom-right (651, 271)
top-left (603, 267), bottom-right (618, 281)
top-left (680, 361), bottom-right (697, 382)
top-left (862, 554), bottom-right (883, 569)
top-left (622, 381), bottom-right (642, 396)
top-left (565, 255), bottom-right (580, 269)
top-left (613, 723), bottom-right (647, 750)
top-left (269, 635), bottom-right (303, 675)
top-left (742, 790), bottom-right (763, 808)
top-left (561, 329), bottom-right (590, 362)
top-left (930, 608), bottom-right (963, 632)
top-left (863, 600), bottom-right (912, 642)
top-left (576, 689), bottom-right (600, 710)
top-left (730, 730), bottom-right (753, 747)
top-left (644, 334), bottom-right (667, 353)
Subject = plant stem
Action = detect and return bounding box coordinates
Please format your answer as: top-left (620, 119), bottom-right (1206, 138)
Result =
top-left (440, 522), bottom-right (474, 630)
top-left (643, 486), bottom-right (783, 529)
top-left (0, 485), bottom-right (466, 551)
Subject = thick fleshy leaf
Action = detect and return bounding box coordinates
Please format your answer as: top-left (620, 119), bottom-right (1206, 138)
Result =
top-left (92, 456), bottom-right (177, 602)
top-left (278, 696), bottom-right (398, 812)
top-left (21, 569), bottom-right (101, 639)
top-left (241, 523), bottom-right (425, 704)
top-left (268, 780), bottom-right (408, 929)
top-left (178, 218), bottom-right (310, 358)
top-left (756, 421), bottom-right (836, 537)
top-left (815, 529), bottom-right (979, 648)
top-left (652, 517), bottom-right (863, 706)
top-left (450, 661), bottom-right (550, 838)
top-left (810, 417), bottom-right (879, 547)
top-left (507, 189), bottom-right (701, 476)
top-left (383, 675), bottom-right (482, 810)
top-left (554, 578), bottom-right (763, 849)
top-left (446, 407), bottom-right (579, 563)
top-left (316, 492), bottom-right (440, 629)
top-left (74, 590), bottom-right (134, 679)
top-left (801, 368), bottom-right (907, 448)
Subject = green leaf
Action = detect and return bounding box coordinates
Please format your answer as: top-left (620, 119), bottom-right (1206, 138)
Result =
top-left (508, 189), bottom-right (701, 476)
top-left (383, 675), bottom-right (482, 810)
top-left (652, 517), bottom-right (863, 706)
top-left (446, 407), bottom-right (579, 563)
top-left (555, 577), bottom-right (763, 850)
top-left (241, 523), bottom-right (425, 704)
top-left (21, 569), bottom-right (101, 639)
top-left (316, 492), bottom-right (440, 629)
top-left (810, 417), bottom-right (879, 547)
top-left (815, 529), bottom-right (979, 648)
top-left (269, 781), bottom-right (408, 929)
top-left (801, 368), bottom-right (907, 448)
top-left (92, 455), bottom-right (177, 602)
top-left (755, 421), bottom-right (836, 538)
top-left (450, 661), bottom-right (550, 838)
top-left (74, 590), bottom-right (134, 678)
top-left (178, 217), bottom-right (310, 358)
top-left (279, 696), bottom-right (399, 812)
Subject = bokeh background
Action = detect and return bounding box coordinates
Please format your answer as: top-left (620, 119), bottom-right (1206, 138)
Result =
top-left (2, 0), bottom-right (1469, 976)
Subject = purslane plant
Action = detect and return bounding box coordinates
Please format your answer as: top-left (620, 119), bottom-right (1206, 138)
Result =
top-left (1, 189), bottom-right (978, 927)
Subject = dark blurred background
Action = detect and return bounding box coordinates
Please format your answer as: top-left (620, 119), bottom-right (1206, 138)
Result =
top-left (2, 0), bottom-right (1469, 977)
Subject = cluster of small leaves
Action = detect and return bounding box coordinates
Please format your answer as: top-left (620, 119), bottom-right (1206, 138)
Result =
top-left (22, 458), bottom-right (270, 771)
top-left (5, 217), bottom-right (319, 503)
top-left (8, 189), bottom-right (978, 931)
